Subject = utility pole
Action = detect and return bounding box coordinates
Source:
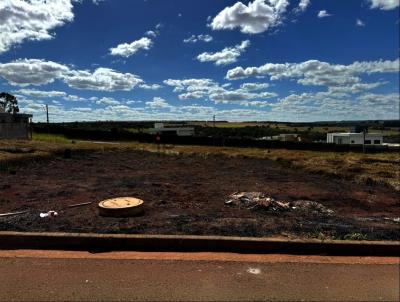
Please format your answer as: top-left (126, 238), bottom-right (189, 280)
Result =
top-left (46, 104), bottom-right (49, 124)
top-left (43, 104), bottom-right (49, 134)
top-left (213, 114), bottom-right (216, 128)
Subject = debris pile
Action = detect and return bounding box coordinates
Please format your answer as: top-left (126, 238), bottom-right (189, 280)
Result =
top-left (290, 200), bottom-right (334, 216)
top-left (225, 192), bottom-right (333, 215)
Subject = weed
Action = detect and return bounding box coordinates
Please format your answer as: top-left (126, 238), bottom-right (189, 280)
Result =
top-left (343, 232), bottom-right (368, 240)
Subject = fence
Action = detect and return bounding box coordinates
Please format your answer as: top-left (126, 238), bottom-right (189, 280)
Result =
top-left (32, 124), bottom-right (398, 153)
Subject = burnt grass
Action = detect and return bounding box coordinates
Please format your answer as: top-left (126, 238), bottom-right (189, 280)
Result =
top-left (0, 150), bottom-right (399, 240)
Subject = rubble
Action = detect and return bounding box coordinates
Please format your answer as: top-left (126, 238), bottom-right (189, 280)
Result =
top-left (225, 192), bottom-right (333, 215)
top-left (290, 200), bottom-right (334, 216)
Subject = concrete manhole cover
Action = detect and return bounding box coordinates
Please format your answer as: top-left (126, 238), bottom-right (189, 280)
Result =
top-left (98, 197), bottom-right (144, 217)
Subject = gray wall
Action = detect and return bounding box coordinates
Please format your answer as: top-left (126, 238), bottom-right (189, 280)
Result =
top-left (0, 114), bottom-right (31, 140)
top-left (0, 123), bottom-right (31, 139)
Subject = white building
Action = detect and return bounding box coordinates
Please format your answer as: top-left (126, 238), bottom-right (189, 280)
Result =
top-left (327, 132), bottom-right (383, 145)
top-left (148, 123), bottom-right (195, 136)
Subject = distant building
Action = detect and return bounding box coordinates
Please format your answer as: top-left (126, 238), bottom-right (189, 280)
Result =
top-left (0, 113), bottom-right (32, 140)
top-left (260, 133), bottom-right (301, 142)
top-left (148, 123), bottom-right (195, 136)
top-left (327, 132), bottom-right (383, 145)
top-left (275, 133), bottom-right (301, 142)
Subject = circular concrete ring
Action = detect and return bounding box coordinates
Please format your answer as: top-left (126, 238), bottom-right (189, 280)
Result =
top-left (98, 197), bottom-right (144, 217)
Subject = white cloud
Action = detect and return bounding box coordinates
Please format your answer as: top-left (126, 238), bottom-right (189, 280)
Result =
top-left (109, 37), bottom-right (153, 58)
top-left (0, 0), bottom-right (75, 54)
top-left (163, 78), bottom-right (218, 92)
top-left (0, 59), bottom-right (144, 91)
top-left (240, 82), bottom-right (269, 90)
top-left (183, 34), bottom-right (213, 43)
top-left (357, 93), bottom-right (399, 108)
top-left (63, 67), bottom-right (143, 91)
top-left (356, 19), bottom-right (366, 27)
top-left (271, 91), bottom-right (400, 121)
top-left (95, 97), bottom-right (120, 106)
top-left (164, 77), bottom-right (277, 106)
top-left (209, 0), bottom-right (289, 34)
top-left (297, 0), bottom-right (310, 12)
top-left (0, 59), bottom-right (69, 86)
top-left (317, 10), bottom-right (331, 18)
top-left (15, 88), bottom-right (67, 98)
top-left (126, 100), bottom-right (141, 105)
top-left (210, 89), bottom-right (276, 104)
top-left (139, 83), bottom-right (163, 90)
top-left (145, 97), bottom-right (171, 109)
top-left (145, 30), bottom-right (157, 37)
top-left (17, 89), bottom-right (399, 122)
top-left (197, 40), bottom-right (250, 66)
top-left (327, 82), bottom-right (387, 94)
top-left (225, 59), bottom-right (399, 90)
top-left (63, 94), bottom-right (87, 102)
top-left (368, 0), bottom-right (399, 10)
top-left (15, 88), bottom-right (91, 102)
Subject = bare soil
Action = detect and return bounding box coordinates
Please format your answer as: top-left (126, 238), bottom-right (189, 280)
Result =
top-left (0, 150), bottom-right (399, 240)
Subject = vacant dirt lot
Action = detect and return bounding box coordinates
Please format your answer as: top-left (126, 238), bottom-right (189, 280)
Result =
top-left (0, 150), bottom-right (399, 240)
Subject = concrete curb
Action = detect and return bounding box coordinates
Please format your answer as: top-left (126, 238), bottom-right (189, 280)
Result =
top-left (0, 232), bottom-right (399, 256)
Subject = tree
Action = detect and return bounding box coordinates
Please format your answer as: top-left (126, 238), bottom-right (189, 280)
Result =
top-left (0, 92), bottom-right (19, 114)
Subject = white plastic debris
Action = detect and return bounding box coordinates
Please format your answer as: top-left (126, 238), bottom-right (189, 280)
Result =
top-left (39, 211), bottom-right (58, 218)
top-left (247, 267), bottom-right (261, 275)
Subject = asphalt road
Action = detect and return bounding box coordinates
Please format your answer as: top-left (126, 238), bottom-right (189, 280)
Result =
top-left (0, 250), bottom-right (398, 302)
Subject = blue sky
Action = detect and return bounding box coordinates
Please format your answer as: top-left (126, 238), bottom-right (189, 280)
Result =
top-left (0, 0), bottom-right (398, 122)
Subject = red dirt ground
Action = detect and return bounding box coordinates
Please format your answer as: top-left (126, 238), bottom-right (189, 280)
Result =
top-left (0, 150), bottom-right (399, 240)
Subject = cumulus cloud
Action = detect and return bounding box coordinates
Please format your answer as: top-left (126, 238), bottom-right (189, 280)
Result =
top-left (368, 0), bottom-right (399, 10)
top-left (297, 0), bottom-right (310, 12)
top-left (145, 97), bottom-right (171, 109)
top-left (109, 37), bottom-right (153, 57)
top-left (197, 40), bottom-right (250, 66)
top-left (164, 77), bottom-right (277, 106)
top-left (317, 10), bottom-right (331, 18)
top-left (0, 58), bottom-right (147, 91)
top-left (225, 59), bottom-right (399, 90)
top-left (15, 88), bottom-right (91, 102)
top-left (183, 34), bottom-right (213, 43)
top-left (64, 67), bottom-right (143, 91)
top-left (95, 97), bottom-right (120, 106)
top-left (240, 82), bottom-right (269, 90)
top-left (271, 91), bottom-right (399, 121)
top-left (0, 0), bottom-right (75, 54)
top-left (139, 83), bottom-right (163, 90)
top-left (0, 59), bottom-right (69, 86)
top-left (63, 94), bottom-right (87, 102)
top-left (15, 88), bottom-right (67, 98)
top-left (210, 89), bottom-right (276, 104)
top-left (209, 0), bottom-right (289, 34)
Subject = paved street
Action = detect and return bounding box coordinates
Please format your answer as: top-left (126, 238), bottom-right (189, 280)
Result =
top-left (0, 250), bottom-right (398, 301)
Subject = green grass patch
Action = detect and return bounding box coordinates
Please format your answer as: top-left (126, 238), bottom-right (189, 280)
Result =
top-left (32, 133), bottom-right (71, 143)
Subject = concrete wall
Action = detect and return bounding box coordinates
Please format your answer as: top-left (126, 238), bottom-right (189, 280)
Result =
top-left (0, 114), bottom-right (32, 140)
top-left (0, 123), bottom-right (31, 139)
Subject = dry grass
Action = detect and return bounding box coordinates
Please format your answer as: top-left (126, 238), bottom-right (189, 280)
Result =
top-left (1, 137), bottom-right (399, 191)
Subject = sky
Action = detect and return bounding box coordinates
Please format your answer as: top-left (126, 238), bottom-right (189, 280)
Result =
top-left (0, 0), bottom-right (399, 122)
